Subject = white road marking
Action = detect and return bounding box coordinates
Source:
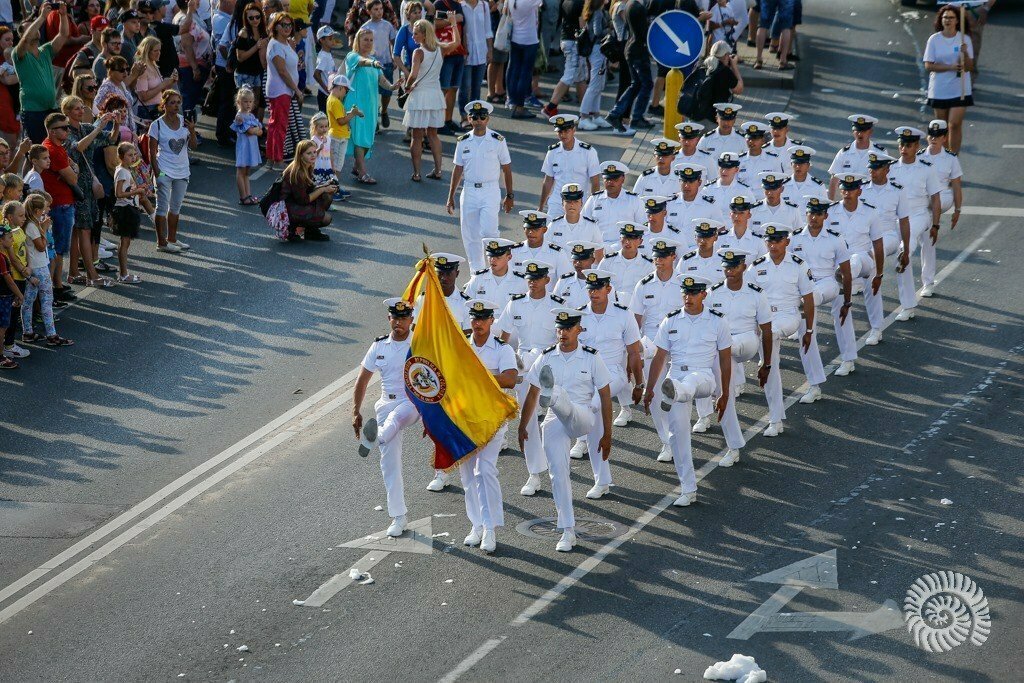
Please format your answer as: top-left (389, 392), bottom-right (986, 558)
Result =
top-left (303, 552), bottom-right (391, 608)
top-left (1000, 144), bottom-right (1024, 149)
top-left (958, 206), bottom-right (1024, 218)
top-left (439, 221), bottom-right (1000, 681)
top-left (436, 638), bottom-right (508, 683)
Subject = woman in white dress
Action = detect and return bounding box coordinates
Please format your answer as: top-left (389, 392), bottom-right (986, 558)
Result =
top-left (402, 19), bottom-right (459, 181)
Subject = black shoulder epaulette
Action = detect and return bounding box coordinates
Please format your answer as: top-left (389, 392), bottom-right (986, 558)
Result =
top-left (703, 129), bottom-right (715, 137)
top-left (682, 250), bottom-right (697, 260)
top-left (791, 138), bottom-right (804, 146)
top-left (738, 151), bottom-right (748, 159)
top-left (752, 256), bottom-right (767, 265)
top-left (811, 176), bottom-right (825, 186)
top-left (473, 267), bottom-right (488, 275)
top-left (548, 142), bottom-right (560, 150)
top-left (702, 194), bottom-right (716, 203)
top-left (374, 334), bottom-right (388, 341)
top-left (550, 294), bottom-right (565, 303)
top-left (459, 291), bottom-right (471, 300)
top-left (511, 293), bottom-right (526, 301)
top-left (666, 225), bottom-right (681, 233)
top-left (841, 144), bottom-right (851, 152)
top-left (861, 200), bottom-right (876, 209)
top-left (625, 190), bottom-right (638, 196)
top-left (765, 150), bottom-right (778, 157)
top-left (783, 200), bottom-right (798, 207)
top-left (667, 308), bottom-right (682, 317)
top-left (512, 240), bottom-right (525, 248)
top-left (491, 132), bottom-right (504, 141)
top-left (702, 179), bottom-right (716, 188)
top-left (947, 149), bottom-right (958, 157)
top-left (457, 133), bottom-right (470, 142)
top-left (582, 345), bottom-right (597, 354)
top-left (919, 159), bottom-right (931, 166)
top-left (697, 149), bottom-right (710, 155)
top-left (709, 309), bottom-right (724, 317)
top-left (751, 231), bottom-right (764, 239)
top-left (826, 228), bottom-right (840, 237)
top-left (641, 273), bottom-right (655, 284)
top-left (641, 167), bottom-right (655, 176)
top-left (890, 180), bottom-right (903, 190)
top-left (791, 254), bottom-right (804, 264)
top-left (872, 143), bottom-right (885, 150)
top-left (592, 189), bottom-right (606, 196)
top-left (642, 254), bottom-right (653, 262)
top-left (737, 180), bottom-right (750, 188)
top-left (578, 141), bottom-right (592, 149)
top-left (792, 227), bottom-right (805, 235)
top-left (465, 330), bottom-right (472, 338)
top-left (576, 303), bottom-right (587, 311)
top-left (542, 344), bottom-right (557, 354)
top-left (548, 243), bottom-right (562, 251)
top-left (747, 282), bottom-right (763, 292)
top-left (733, 130), bottom-right (745, 137)
top-left (582, 216), bottom-right (596, 223)
top-left (512, 271), bottom-right (526, 279)
top-left (604, 250), bottom-right (619, 259)
top-left (559, 272), bottom-right (574, 279)
top-left (711, 281), bottom-right (724, 290)
top-left (493, 336), bottom-right (506, 344)
top-left (614, 302), bottom-right (628, 311)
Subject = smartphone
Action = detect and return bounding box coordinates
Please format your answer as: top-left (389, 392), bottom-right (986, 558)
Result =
top-left (436, 10), bottom-right (449, 19)
top-left (184, 110), bottom-right (197, 123)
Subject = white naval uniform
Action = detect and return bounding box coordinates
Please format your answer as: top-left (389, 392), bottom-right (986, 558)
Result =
top-left (782, 176), bottom-right (829, 206)
top-left (860, 180), bottom-right (911, 328)
top-left (717, 227), bottom-right (768, 259)
top-left (789, 227), bottom-right (850, 387)
top-left (889, 157), bottom-right (942, 307)
top-left (702, 178), bottom-right (753, 210)
top-left (495, 293), bottom-right (564, 476)
top-left (361, 334), bottom-right (421, 518)
top-left (922, 147), bottom-right (963, 212)
top-left (747, 253), bottom-right (814, 424)
top-left (666, 192), bottom-right (727, 230)
top-left (676, 250), bottom-right (725, 283)
top-left (463, 268), bottom-right (529, 309)
top-left (828, 199), bottom-right (885, 355)
top-left (540, 139), bottom-right (602, 216)
top-left (655, 307), bottom-right (732, 493)
top-left (554, 272), bottom-right (593, 309)
top-left (630, 270), bottom-right (684, 446)
top-left (546, 215), bottom-right (604, 251)
top-left (640, 224), bottom-right (691, 256)
top-left (510, 241), bottom-right (573, 293)
top-left (828, 141), bottom-right (887, 177)
top-left (602, 251), bottom-right (653, 306)
top-left (671, 148), bottom-right (713, 173)
top-left (461, 335), bottom-right (517, 531)
top-left (696, 281), bottom-right (772, 442)
top-left (738, 149), bottom-right (787, 186)
top-left (579, 302), bottom-right (642, 486)
top-left (749, 199), bottom-right (802, 235)
top-left (454, 129), bottom-right (512, 271)
top-left (526, 344), bottom-right (612, 529)
top-left (582, 189), bottom-right (646, 247)
top-left (698, 128), bottom-right (748, 157)
top-left (633, 167), bottom-right (680, 198)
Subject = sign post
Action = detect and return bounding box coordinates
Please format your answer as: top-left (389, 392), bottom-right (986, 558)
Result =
top-left (647, 10), bottom-right (705, 138)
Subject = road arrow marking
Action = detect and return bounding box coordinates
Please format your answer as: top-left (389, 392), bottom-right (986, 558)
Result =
top-left (728, 551), bottom-right (904, 641)
top-left (301, 517), bottom-right (434, 607)
top-left (653, 16), bottom-right (691, 55)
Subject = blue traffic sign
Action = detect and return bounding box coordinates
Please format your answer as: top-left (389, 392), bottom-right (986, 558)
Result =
top-left (647, 10), bottom-right (705, 70)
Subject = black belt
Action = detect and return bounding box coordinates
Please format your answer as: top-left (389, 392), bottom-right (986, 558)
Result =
top-left (473, 182), bottom-right (485, 188)
top-left (386, 393), bottom-right (398, 400)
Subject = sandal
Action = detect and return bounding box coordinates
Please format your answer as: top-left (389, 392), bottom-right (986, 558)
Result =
top-left (21, 333), bottom-right (43, 345)
top-left (0, 357), bottom-right (18, 369)
top-left (46, 335), bottom-right (75, 347)
top-left (426, 170), bottom-right (442, 180)
top-left (87, 277), bottom-right (115, 288)
top-left (95, 261), bottom-right (116, 273)
top-left (242, 195), bottom-right (260, 205)
top-left (118, 273), bottom-right (142, 284)
top-left (356, 174), bottom-right (377, 185)
top-left (68, 274), bottom-right (88, 285)
top-left (411, 173), bottom-right (422, 182)
top-left (779, 62), bottom-right (794, 71)
top-left (753, 60), bottom-right (764, 70)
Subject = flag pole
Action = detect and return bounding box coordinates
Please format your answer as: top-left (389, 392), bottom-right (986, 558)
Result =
top-left (960, 2), bottom-right (967, 101)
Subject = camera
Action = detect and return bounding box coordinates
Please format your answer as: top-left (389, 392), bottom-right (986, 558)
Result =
top-left (436, 10), bottom-right (449, 19)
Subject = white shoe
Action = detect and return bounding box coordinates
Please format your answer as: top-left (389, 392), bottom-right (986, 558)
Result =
top-left (734, 382), bottom-right (746, 397)
top-left (787, 331), bottom-right (800, 340)
top-left (358, 417), bottom-right (378, 457)
top-left (586, 483), bottom-right (610, 499)
top-left (386, 515), bottom-right (407, 537)
top-left (920, 284), bottom-right (935, 297)
top-left (672, 491), bottom-right (697, 507)
top-left (426, 471), bottom-right (449, 492)
top-left (864, 328), bottom-right (883, 346)
top-left (656, 445), bottom-right (673, 462)
top-left (592, 116), bottom-right (612, 129)
top-left (895, 308), bottom-right (916, 322)
top-left (4, 344), bottom-right (30, 359)
top-left (763, 422), bottom-right (784, 437)
top-left (555, 529), bottom-right (576, 552)
top-left (520, 474), bottom-right (543, 496)
top-left (660, 377), bottom-right (679, 411)
top-left (538, 365), bottom-right (554, 408)
top-left (569, 440), bottom-right (587, 459)
top-left (100, 238), bottom-right (117, 250)
top-left (97, 247), bottom-right (114, 259)
top-left (720, 449), bottom-right (740, 467)
top-left (157, 242), bottom-right (182, 253)
top-left (577, 117), bottom-right (598, 131)
top-left (480, 529), bottom-right (496, 554)
top-left (835, 361), bottom-right (855, 377)
top-left (691, 416), bottom-right (711, 434)
top-left (464, 527), bottom-right (482, 547)
top-left (613, 407), bottom-right (632, 427)
top-left (169, 240), bottom-right (190, 250)
top-left (799, 385), bottom-right (822, 404)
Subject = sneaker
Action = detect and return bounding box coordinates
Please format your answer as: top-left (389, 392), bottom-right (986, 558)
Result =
top-left (672, 491), bottom-right (697, 507)
top-left (763, 422), bottom-right (784, 437)
top-left (542, 103), bottom-right (558, 118)
top-left (656, 445), bottom-right (673, 462)
top-left (480, 529), bottom-right (496, 554)
top-left (660, 376), bottom-right (678, 412)
top-left (358, 417), bottom-right (378, 457)
top-left (4, 344), bottom-right (30, 359)
top-left (51, 299), bottom-right (69, 310)
top-left (332, 190), bottom-right (346, 202)
top-left (613, 407), bottom-right (632, 427)
top-left (538, 365), bottom-right (554, 408)
top-left (464, 526), bottom-right (483, 547)
top-left (720, 449), bottom-right (740, 467)
top-left (585, 483), bottom-right (610, 499)
top-left (569, 439), bottom-right (587, 459)
top-left (426, 470), bottom-right (449, 492)
top-left (386, 515), bottom-right (407, 537)
top-left (525, 95), bottom-right (543, 108)
top-left (691, 416), bottom-right (711, 434)
top-left (97, 247), bottom-right (114, 259)
top-left (864, 329), bottom-right (883, 346)
top-left (555, 528), bottom-right (576, 552)
top-left (835, 361), bottom-right (855, 377)
top-left (158, 242), bottom-right (182, 253)
top-left (520, 474), bottom-right (543, 496)
top-left (920, 284), bottom-right (935, 297)
top-left (169, 240), bottom-right (190, 250)
top-left (100, 238), bottom-right (117, 250)
top-left (629, 118), bottom-right (655, 130)
top-left (895, 308), bottom-right (916, 321)
top-left (577, 117), bottom-right (598, 131)
top-left (511, 109), bottom-right (537, 120)
top-left (591, 116), bottom-right (612, 129)
top-left (54, 287), bottom-right (78, 301)
top-left (799, 385), bottom-right (822, 404)
top-left (606, 114), bottom-right (635, 136)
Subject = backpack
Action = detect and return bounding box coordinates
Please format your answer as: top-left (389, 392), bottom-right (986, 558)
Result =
top-left (266, 200), bottom-right (291, 241)
top-left (677, 65), bottom-right (717, 122)
top-left (259, 175), bottom-right (283, 216)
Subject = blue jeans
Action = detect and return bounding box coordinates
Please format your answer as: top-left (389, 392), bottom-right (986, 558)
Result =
top-left (458, 63), bottom-right (487, 113)
top-left (439, 54), bottom-right (465, 91)
top-left (50, 204), bottom-right (75, 256)
top-left (610, 57), bottom-right (653, 124)
top-left (177, 63), bottom-right (211, 115)
top-left (506, 41), bottom-right (538, 107)
top-left (760, 0), bottom-right (796, 38)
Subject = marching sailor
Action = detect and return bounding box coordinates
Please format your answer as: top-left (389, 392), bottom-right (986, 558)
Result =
top-left (463, 238), bottom-right (528, 307)
top-left (673, 121), bottom-right (712, 169)
top-left (781, 145), bottom-right (829, 205)
top-left (698, 103), bottom-right (748, 158)
top-left (676, 219), bottom-right (726, 283)
top-left (555, 241), bottom-right (602, 309)
top-left (717, 193), bottom-right (767, 259)
top-left (547, 182), bottom-right (605, 258)
top-left (765, 112), bottom-right (800, 153)
top-left (633, 138), bottom-right (683, 198)
top-left (702, 152), bottom-right (751, 209)
top-left (737, 121), bottom-right (786, 185)
top-left (640, 195), bottom-right (687, 254)
top-left (666, 162), bottom-right (726, 228)
top-left (582, 161), bottom-right (645, 249)
top-left (539, 114), bottom-right (601, 217)
top-left (828, 114), bottom-right (886, 199)
top-left (510, 211), bottom-right (573, 293)
top-left (750, 172), bottom-right (802, 233)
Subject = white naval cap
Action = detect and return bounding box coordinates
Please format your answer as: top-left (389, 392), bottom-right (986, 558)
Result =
top-left (894, 126), bottom-right (926, 141)
top-left (728, 192), bottom-right (758, 209)
top-left (464, 100), bottom-right (494, 115)
top-left (718, 152), bottom-right (742, 168)
top-left (673, 161), bottom-right (708, 179)
top-left (717, 248), bottom-right (752, 264)
top-left (465, 298), bottom-right (500, 317)
top-left (640, 195), bottom-right (671, 212)
top-left (649, 237), bottom-right (684, 255)
top-left (430, 252), bottom-right (464, 270)
top-left (758, 171), bottom-right (790, 187)
top-left (599, 160), bottom-right (630, 176)
top-left (565, 240), bottom-right (602, 259)
top-left (866, 151), bottom-right (897, 168)
top-left (650, 137), bottom-right (681, 155)
top-left (787, 144), bottom-right (816, 161)
top-left (519, 210), bottom-right (550, 226)
top-left (739, 120), bottom-right (770, 137)
top-left (674, 121), bottom-right (706, 137)
top-left (680, 274), bottom-right (714, 291)
top-left (617, 221), bottom-right (646, 237)
top-left (582, 268), bottom-right (614, 288)
top-left (713, 102), bottom-right (743, 117)
top-left (522, 259), bottom-right (553, 279)
top-left (692, 217), bottom-right (727, 236)
top-left (560, 182), bottom-right (586, 199)
top-left (848, 113), bottom-right (879, 130)
top-left (927, 119), bottom-right (948, 135)
top-left (384, 297), bottom-right (414, 316)
top-left (765, 112), bottom-right (793, 127)
top-left (551, 306), bottom-right (584, 327)
top-left (549, 113), bottom-right (579, 129)
top-left (482, 237), bottom-right (517, 255)
top-left (836, 173), bottom-right (869, 189)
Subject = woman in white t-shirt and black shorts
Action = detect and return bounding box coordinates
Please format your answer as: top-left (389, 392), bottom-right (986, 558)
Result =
top-left (923, 4), bottom-right (974, 154)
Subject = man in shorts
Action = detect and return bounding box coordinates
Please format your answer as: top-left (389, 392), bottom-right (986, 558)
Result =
top-left (541, 0), bottom-right (588, 119)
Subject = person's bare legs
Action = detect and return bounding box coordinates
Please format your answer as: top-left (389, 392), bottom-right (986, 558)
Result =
top-left (74, 228), bottom-right (100, 281)
top-left (167, 212), bottom-right (179, 243)
top-left (353, 146), bottom-right (367, 177)
top-left (154, 215), bottom-right (169, 247)
top-left (946, 106), bottom-right (966, 154)
top-left (68, 229), bottom-right (81, 280)
top-left (487, 62), bottom-right (506, 100)
top-left (444, 88), bottom-right (457, 124)
top-left (118, 236), bottom-right (131, 278)
top-left (428, 128), bottom-right (442, 175)
top-left (748, 7), bottom-right (760, 44)
top-left (549, 80), bottom-right (570, 106)
top-left (410, 127), bottom-right (424, 177)
top-left (778, 28), bottom-right (792, 67)
top-left (651, 76), bottom-right (664, 111)
top-left (755, 27), bottom-right (768, 65)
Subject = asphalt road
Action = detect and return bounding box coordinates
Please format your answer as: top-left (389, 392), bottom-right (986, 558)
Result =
top-left (2, 0), bottom-right (1023, 680)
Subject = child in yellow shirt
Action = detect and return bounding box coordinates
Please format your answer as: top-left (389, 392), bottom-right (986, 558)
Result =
top-left (326, 74), bottom-right (364, 201)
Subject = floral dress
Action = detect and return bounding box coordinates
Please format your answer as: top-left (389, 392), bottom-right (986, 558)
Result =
top-left (67, 122), bottom-right (105, 229)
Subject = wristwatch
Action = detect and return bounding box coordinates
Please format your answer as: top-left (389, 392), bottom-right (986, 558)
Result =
top-left (505, 192), bottom-right (514, 199)
top-left (932, 223), bottom-right (940, 229)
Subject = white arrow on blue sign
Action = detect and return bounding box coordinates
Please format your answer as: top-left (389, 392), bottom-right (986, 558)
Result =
top-left (647, 10), bottom-right (705, 70)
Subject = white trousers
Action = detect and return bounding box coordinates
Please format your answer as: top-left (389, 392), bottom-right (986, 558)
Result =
top-left (542, 387), bottom-right (598, 529)
top-left (460, 427), bottom-right (506, 530)
top-left (586, 365), bottom-right (626, 486)
top-left (515, 349), bottom-right (548, 476)
top-left (896, 211), bottom-right (932, 309)
top-left (375, 398), bottom-right (421, 518)
top-left (643, 336), bottom-right (671, 446)
top-left (763, 312), bottom-right (801, 423)
top-left (799, 278), bottom-right (838, 387)
top-left (666, 370), bottom-right (716, 494)
top-left (579, 50), bottom-right (607, 115)
top-left (460, 184), bottom-right (501, 271)
top-left (864, 232), bottom-right (901, 329)
top-left (696, 330), bottom-right (758, 450)
top-left (836, 250), bottom-right (875, 360)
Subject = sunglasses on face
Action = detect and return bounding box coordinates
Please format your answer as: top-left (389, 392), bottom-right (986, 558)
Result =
top-left (84, 85), bottom-right (97, 91)
top-left (469, 114), bottom-right (488, 121)
top-left (51, 125), bottom-right (70, 130)
top-left (248, 14), bottom-right (261, 19)
top-left (279, 21), bottom-right (293, 27)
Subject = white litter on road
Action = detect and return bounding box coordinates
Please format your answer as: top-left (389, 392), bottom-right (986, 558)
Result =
top-left (940, 498), bottom-right (954, 505)
top-left (292, 600), bottom-right (305, 606)
top-left (703, 654), bottom-right (767, 683)
top-left (434, 513), bottom-right (457, 517)
top-left (348, 568), bottom-right (375, 584)
top-left (237, 645), bottom-right (249, 652)
top-left (431, 532), bottom-right (450, 538)
top-left (394, 562), bottom-right (403, 568)
top-left (444, 579), bottom-right (454, 584)
top-left (374, 505), bottom-right (383, 511)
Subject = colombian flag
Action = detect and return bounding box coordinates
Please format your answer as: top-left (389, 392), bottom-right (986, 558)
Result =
top-left (401, 255), bottom-right (519, 470)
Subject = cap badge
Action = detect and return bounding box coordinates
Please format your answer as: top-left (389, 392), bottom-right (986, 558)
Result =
top-left (683, 277), bottom-right (695, 287)
top-left (557, 311), bottom-right (569, 321)
top-left (394, 301), bottom-right (408, 312)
